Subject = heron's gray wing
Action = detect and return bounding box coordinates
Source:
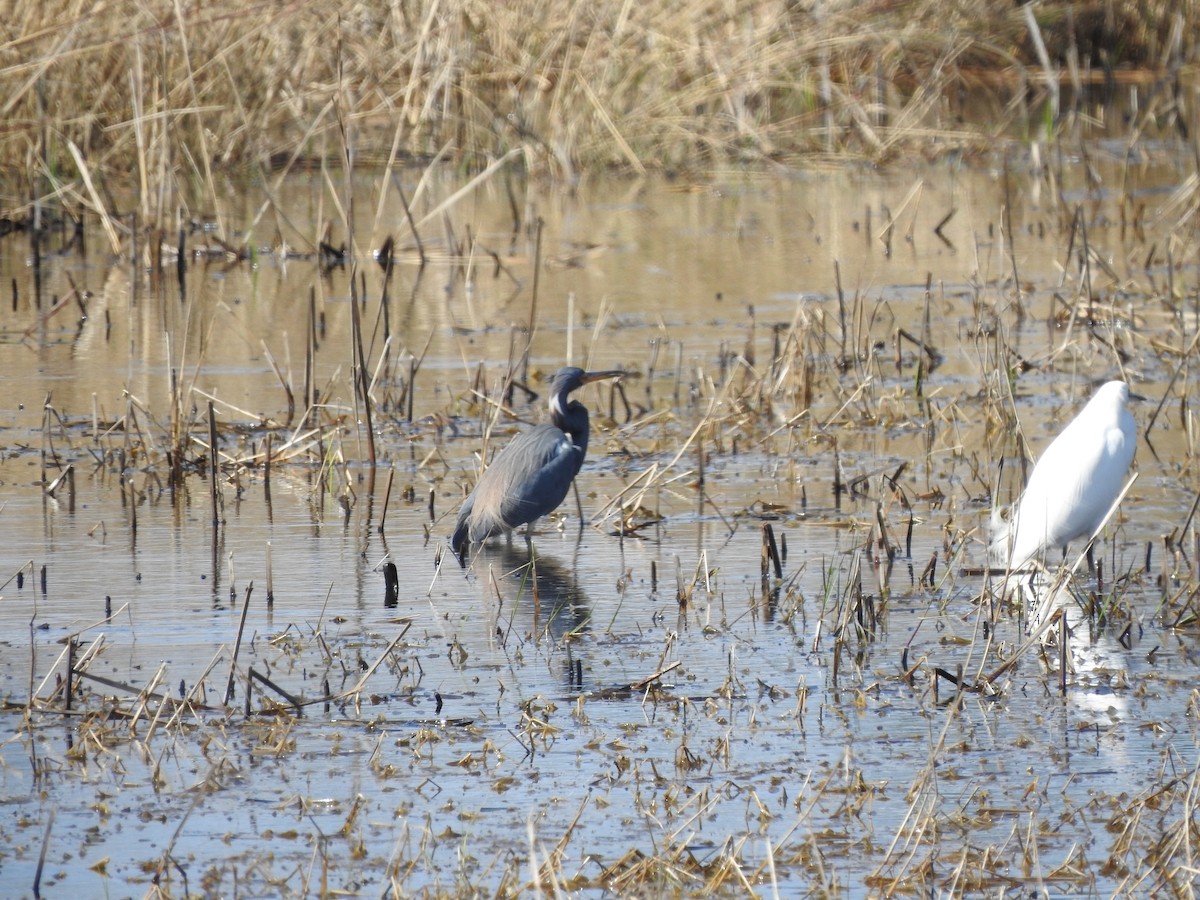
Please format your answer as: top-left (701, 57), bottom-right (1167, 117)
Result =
top-left (468, 425), bottom-right (581, 541)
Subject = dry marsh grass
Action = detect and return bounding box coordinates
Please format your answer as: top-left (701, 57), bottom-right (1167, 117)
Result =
top-left (1, 0), bottom-right (1196, 216)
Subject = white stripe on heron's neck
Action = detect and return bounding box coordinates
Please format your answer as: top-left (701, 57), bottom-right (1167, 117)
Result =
top-left (551, 393), bottom-right (567, 420)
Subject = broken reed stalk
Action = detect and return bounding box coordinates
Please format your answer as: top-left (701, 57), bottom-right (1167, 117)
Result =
top-left (761, 523), bottom-right (782, 580)
top-left (392, 171), bottom-right (426, 265)
top-left (32, 806), bottom-right (55, 899)
top-left (383, 561), bottom-right (399, 606)
top-left (248, 667), bottom-right (303, 712)
top-left (1002, 156), bottom-right (1023, 313)
top-left (208, 400), bottom-right (219, 526)
top-left (349, 268), bottom-right (377, 465)
top-left (916, 273), bottom-right (932, 394)
top-left (1078, 203), bottom-right (1094, 317)
top-left (261, 341), bottom-right (295, 425)
top-left (177, 225), bottom-right (187, 301)
top-left (1059, 612), bottom-right (1068, 694)
top-left (224, 581), bottom-right (253, 706)
top-left (33, 634), bottom-right (105, 706)
top-left (305, 287), bottom-right (317, 428)
top-left (339, 621), bottom-right (412, 708)
top-left (64, 638), bottom-right (74, 711)
top-left (44, 463), bottom-right (74, 505)
top-left (537, 791), bottom-right (591, 885)
top-left (526, 217), bottom-right (543, 356)
top-left (1143, 330), bottom-right (1200, 439)
top-left (66, 139), bottom-right (122, 255)
top-left (406, 355), bottom-right (416, 422)
top-left (228, 553), bottom-right (237, 605)
top-left (379, 468), bottom-right (394, 534)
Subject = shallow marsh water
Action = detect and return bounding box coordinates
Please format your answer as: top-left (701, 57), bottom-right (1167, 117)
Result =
top-left (1, 145), bottom-right (1200, 896)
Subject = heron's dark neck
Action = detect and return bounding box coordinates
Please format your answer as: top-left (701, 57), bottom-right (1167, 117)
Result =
top-left (552, 400), bottom-right (589, 451)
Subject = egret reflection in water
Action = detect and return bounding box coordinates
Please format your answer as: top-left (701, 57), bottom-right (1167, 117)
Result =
top-left (1020, 575), bottom-right (1134, 771)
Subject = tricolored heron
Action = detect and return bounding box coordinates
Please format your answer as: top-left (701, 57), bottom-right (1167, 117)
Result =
top-left (996, 380), bottom-right (1136, 570)
top-left (451, 367), bottom-right (624, 557)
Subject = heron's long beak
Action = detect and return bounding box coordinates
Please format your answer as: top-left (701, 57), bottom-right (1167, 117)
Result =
top-left (580, 370), bottom-right (625, 384)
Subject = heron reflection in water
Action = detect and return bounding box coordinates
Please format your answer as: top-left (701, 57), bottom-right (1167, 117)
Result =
top-left (487, 543), bottom-right (590, 689)
top-left (452, 367), bottom-right (624, 560)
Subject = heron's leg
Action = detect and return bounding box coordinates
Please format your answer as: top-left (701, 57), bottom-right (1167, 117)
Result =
top-left (572, 480), bottom-right (584, 529)
top-left (528, 543), bottom-right (540, 620)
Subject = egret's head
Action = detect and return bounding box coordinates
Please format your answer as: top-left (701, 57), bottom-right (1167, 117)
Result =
top-left (1097, 381), bottom-right (1130, 406)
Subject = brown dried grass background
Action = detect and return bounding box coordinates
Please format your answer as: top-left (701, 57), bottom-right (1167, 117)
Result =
top-left (0, 0), bottom-right (1195, 206)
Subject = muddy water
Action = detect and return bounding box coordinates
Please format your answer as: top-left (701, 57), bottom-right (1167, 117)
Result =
top-left (2, 147), bottom-right (1199, 896)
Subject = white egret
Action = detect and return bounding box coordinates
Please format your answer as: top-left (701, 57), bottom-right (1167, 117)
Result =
top-left (997, 380), bottom-right (1136, 571)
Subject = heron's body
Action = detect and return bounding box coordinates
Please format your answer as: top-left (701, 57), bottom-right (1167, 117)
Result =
top-left (451, 368), bottom-right (622, 556)
top-left (999, 381), bottom-right (1135, 570)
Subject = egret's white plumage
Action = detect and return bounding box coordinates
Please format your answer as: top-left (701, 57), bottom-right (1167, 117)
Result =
top-left (998, 381), bottom-right (1136, 570)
